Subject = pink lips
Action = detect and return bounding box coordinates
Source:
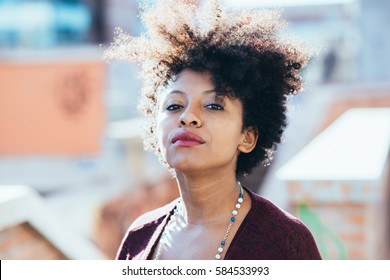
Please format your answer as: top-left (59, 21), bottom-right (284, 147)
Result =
top-left (171, 131), bottom-right (205, 147)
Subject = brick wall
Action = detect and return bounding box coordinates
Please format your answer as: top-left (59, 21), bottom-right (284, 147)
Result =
top-left (292, 199), bottom-right (368, 259)
top-left (0, 222), bottom-right (67, 260)
top-left (286, 167), bottom-right (390, 260)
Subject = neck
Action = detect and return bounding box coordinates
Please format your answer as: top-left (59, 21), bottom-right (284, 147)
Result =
top-left (175, 170), bottom-right (242, 225)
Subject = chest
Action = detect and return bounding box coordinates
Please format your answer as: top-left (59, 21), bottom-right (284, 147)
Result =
top-left (151, 221), bottom-right (242, 260)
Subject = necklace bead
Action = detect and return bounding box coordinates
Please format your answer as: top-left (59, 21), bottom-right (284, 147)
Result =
top-left (215, 183), bottom-right (244, 260)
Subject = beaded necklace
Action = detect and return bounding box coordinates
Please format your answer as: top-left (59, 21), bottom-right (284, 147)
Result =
top-left (154, 182), bottom-right (244, 260)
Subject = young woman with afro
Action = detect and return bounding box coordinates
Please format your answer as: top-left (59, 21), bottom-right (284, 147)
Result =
top-left (106, 0), bottom-right (321, 260)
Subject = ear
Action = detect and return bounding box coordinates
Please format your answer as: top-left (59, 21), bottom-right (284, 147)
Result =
top-left (238, 127), bottom-right (258, 153)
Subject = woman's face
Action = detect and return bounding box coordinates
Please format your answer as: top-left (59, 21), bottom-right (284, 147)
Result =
top-left (156, 69), bottom-right (256, 176)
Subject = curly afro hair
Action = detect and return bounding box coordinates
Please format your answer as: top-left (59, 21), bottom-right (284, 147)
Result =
top-left (105, 0), bottom-right (310, 177)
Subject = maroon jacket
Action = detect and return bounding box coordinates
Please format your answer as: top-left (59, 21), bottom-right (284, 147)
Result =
top-left (117, 188), bottom-right (322, 260)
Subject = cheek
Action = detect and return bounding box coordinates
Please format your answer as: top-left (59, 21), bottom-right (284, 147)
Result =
top-left (215, 122), bottom-right (243, 144)
top-left (156, 114), bottom-right (171, 151)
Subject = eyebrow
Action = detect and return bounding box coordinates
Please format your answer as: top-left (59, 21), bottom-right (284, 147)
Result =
top-left (168, 89), bottom-right (217, 95)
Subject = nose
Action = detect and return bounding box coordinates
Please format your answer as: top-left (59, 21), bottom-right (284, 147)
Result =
top-left (178, 109), bottom-right (202, 128)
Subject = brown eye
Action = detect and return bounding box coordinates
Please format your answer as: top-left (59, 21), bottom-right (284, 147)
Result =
top-left (166, 104), bottom-right (182, 111)
top-left (206, 103), bottom-right (224, 110)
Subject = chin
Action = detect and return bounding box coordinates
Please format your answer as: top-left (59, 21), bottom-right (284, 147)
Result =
top-left (168, 159), bottom-right (202, 174)
top-left (169, 161), bottom-right (195, 172)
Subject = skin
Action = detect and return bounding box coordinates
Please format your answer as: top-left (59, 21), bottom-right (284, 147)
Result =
top-left (154, 69), bottom-right (258, 259)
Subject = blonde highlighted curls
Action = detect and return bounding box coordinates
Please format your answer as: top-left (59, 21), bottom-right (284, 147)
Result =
top-left (105, 0), bottom-right (310, 176)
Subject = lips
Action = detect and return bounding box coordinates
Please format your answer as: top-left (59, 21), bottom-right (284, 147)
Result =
top-left (171, 131), bottom-right (205, 146)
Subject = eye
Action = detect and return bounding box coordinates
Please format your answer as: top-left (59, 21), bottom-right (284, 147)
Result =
top-left (205, 103), bottom-right (224, 110)
top-left (166, 104), bottom-right (183, 111)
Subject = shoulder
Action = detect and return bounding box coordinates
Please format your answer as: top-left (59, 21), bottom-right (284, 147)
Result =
top-left (246, 189), bottom-right (322, 259)
top-left (116, 199), bottom-right (178, 260)
top-left (248, 190), bottom-right (301, 225)
top-left (128, 199), bottom-right (178, 231)
top-left (248, 190), bottom-right (306, 225)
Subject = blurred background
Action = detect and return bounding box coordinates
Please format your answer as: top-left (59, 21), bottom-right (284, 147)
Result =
top-left (0, 0), bottom-right (389, 260)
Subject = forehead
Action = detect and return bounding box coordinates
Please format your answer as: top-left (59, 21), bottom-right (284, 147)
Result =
top-left (165, 69), bottom-right (215, 94)
top-left (174, 69), bottom-right (214, 83)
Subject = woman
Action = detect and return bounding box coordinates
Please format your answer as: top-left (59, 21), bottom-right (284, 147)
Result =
top-left (106, 0), bottom-right (321, 260)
